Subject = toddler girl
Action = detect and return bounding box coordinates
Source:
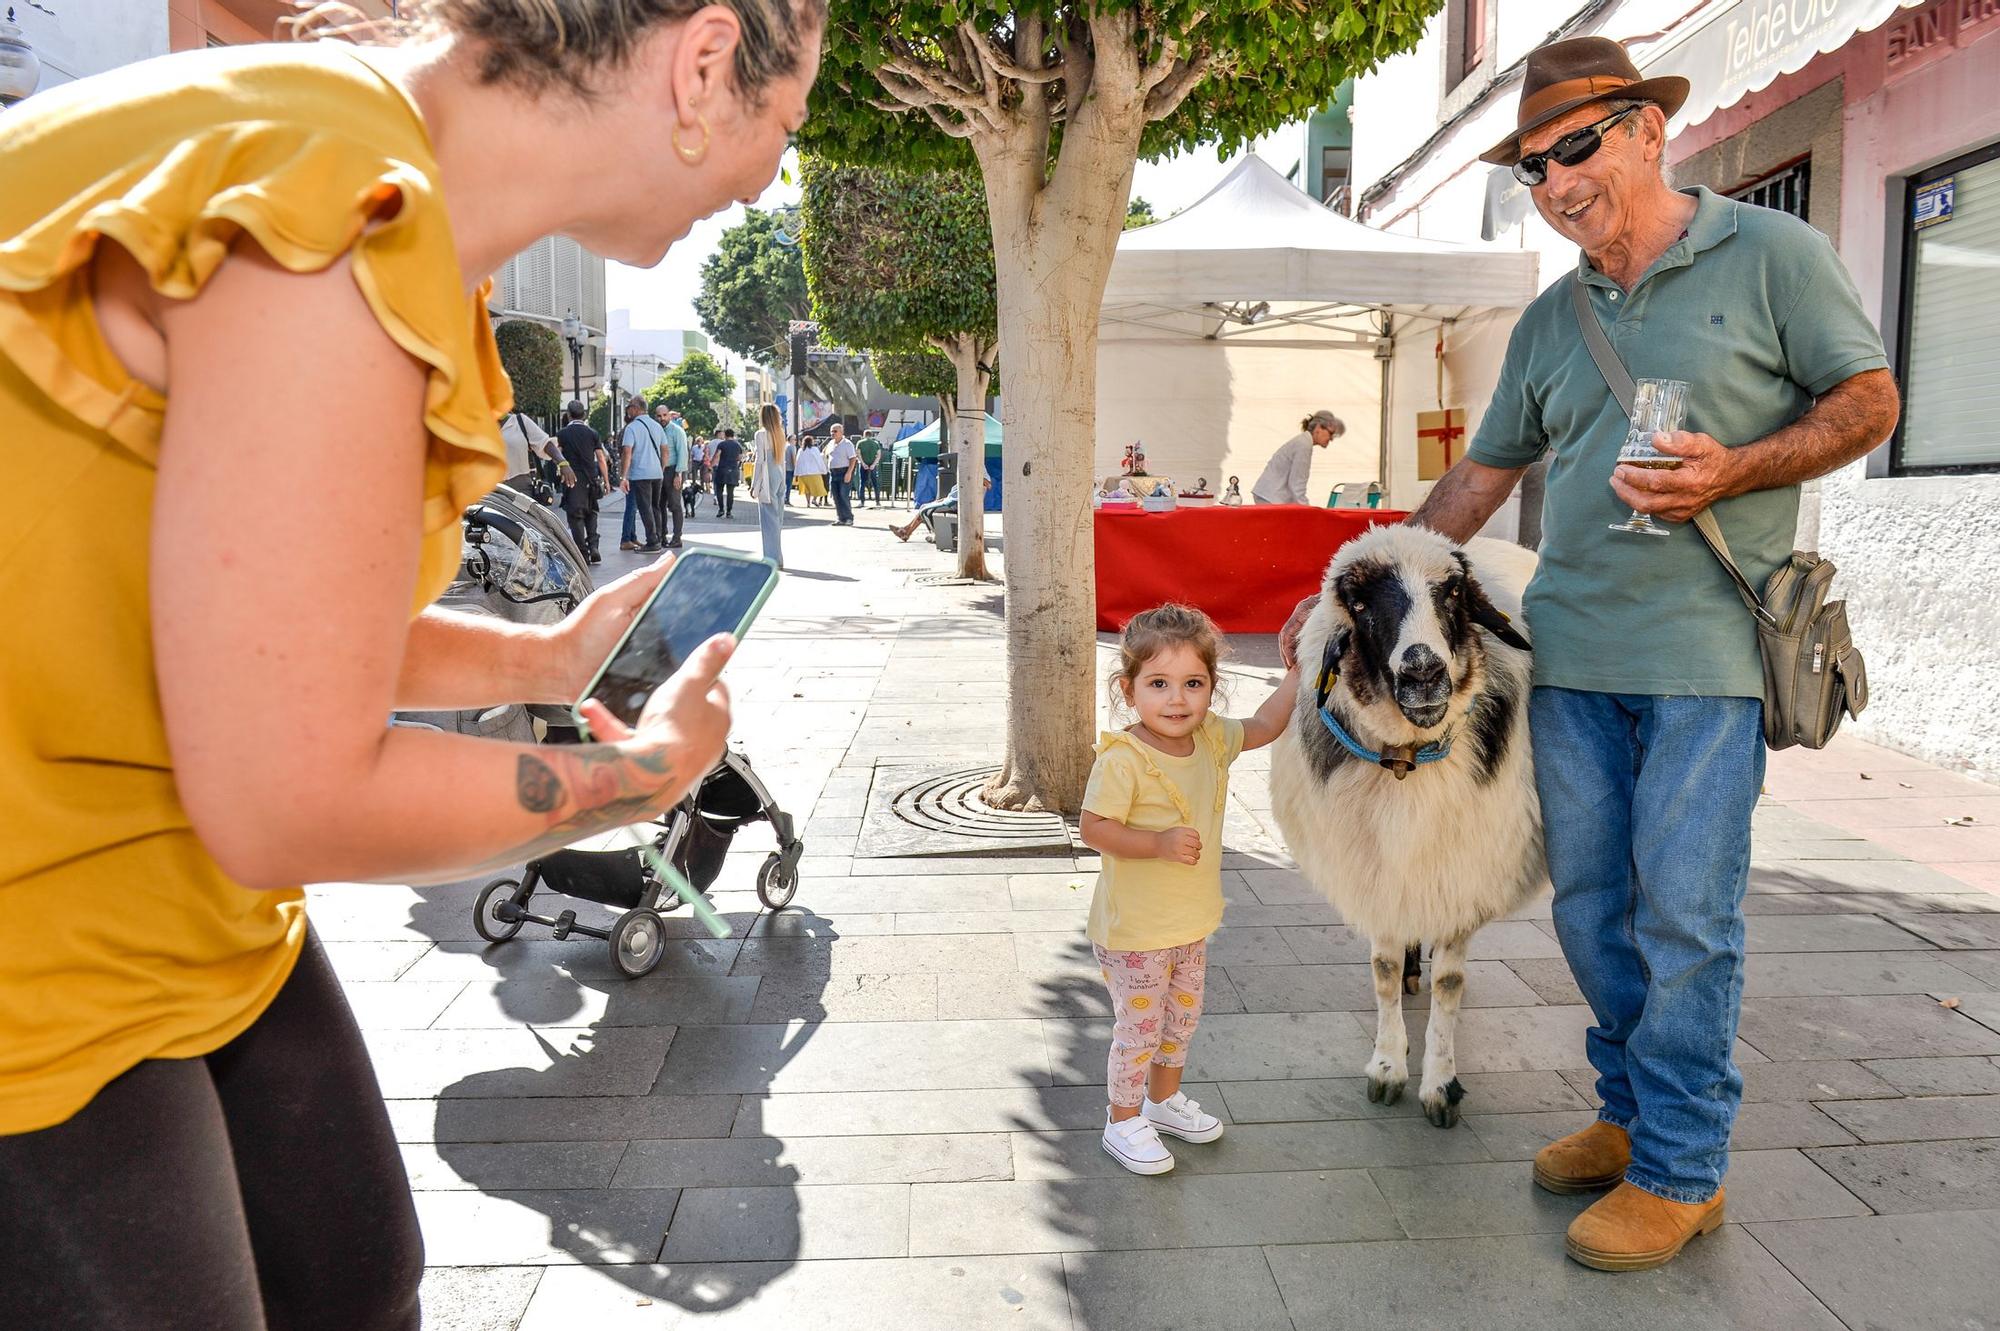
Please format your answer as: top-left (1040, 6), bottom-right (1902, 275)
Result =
top-left (1081, 605), bottom-right (1299, 1175)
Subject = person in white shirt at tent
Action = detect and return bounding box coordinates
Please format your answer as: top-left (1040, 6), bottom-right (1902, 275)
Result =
top-left (1252, 409), bottom-right (1343, 505)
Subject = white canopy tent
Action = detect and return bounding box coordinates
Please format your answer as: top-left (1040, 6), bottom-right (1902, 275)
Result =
top-left (1097, 156), bottom-right (1540, 508)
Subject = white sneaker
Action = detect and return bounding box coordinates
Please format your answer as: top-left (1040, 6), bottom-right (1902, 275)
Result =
top-left (1102, 1111), bottom-right (1175, 1175)
top-left (1144, 1091), bottom-right (1225, 1144)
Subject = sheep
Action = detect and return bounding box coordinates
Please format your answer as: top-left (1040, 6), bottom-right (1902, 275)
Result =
top-left (1268, 525), bottom-right (1546, 1128)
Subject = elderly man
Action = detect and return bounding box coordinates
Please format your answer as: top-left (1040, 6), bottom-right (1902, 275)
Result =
top-left (653, 403), bottom-right (690, 549)
top-left (1284, 36), bottom-right (1898, 1271)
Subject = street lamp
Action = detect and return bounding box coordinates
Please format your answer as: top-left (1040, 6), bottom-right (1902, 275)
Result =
top-left (0, 8), bottom-right (41, 108)
top-left (560, 309), bottom-right (584, 405)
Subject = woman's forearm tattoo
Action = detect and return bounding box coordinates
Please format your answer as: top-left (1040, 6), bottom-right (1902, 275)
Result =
top-left (517, 755), bottom-right (562, 813)
top-left (471, 744), bottom-right (679, 874)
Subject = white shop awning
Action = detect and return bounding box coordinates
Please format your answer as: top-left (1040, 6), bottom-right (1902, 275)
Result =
top-left (1638, 0), bottom-right (1927, 131)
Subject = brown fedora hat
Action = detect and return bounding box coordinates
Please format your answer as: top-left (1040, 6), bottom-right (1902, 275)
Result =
top-left (1479, 36), bottom-right (1689, 167)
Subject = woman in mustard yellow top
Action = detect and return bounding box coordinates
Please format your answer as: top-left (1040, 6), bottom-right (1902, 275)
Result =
top-left (0, 3), bottom-right (823, 1326)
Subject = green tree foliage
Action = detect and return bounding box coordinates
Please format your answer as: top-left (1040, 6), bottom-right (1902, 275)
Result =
top-left (645, 350), bottom-right (738, 437)
top-left (693, 208), bottom-right (808, 366)
top-left (872, 348), bottom-right (956, 399)
top-left (798, 158), bottom-right (997, 356)
top-left (1124, 196), bottom-right (1157, 230)
top-left (492, 319), bottom-right (564, 419)
top-left (803, 3), bottom-right (1442, 173)
top-left (873, 347), bottom-right (1003, 401)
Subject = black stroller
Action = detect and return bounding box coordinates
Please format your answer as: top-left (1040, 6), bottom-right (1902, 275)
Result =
top-left (472, 748), bottom-right (804, 978)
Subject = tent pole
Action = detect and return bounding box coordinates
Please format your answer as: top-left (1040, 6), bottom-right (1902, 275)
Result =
top-left (1377, 312), bottom-right (1394, 504)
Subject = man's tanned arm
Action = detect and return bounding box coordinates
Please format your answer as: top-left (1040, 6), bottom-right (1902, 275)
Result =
top-left (1408, 459), bottom-right (1529, 543)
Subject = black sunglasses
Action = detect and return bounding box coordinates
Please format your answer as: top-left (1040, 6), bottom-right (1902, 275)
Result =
top-left (1512, 107), bottom-right (1639, 187)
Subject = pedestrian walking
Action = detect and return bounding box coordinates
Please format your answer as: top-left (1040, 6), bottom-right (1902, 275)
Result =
top-left (0, 1), bottom-right (806, 1322)
top-left (1081, 607), bottom-right (1300, 1175)
top-left (857, 428), bottom-right (885, 506)
top-left (713, 427), bottom-right (744, 518)
top-left (555, 400), bottom-right (610, 563)
top-left (655, 404), bottom-right (689, 548)
top-left (826, 422), bottom-right (859, 525)
top-left (498, 407), bottom-right (561, 483)
top-left (753, 404), bottom-right (787, 569)
top-left (1280, 34), bottom-right (1900, 1273)
top-left (619, 396), bottom-right (669, 551)
top-left (797, 438), bottom-right (829, 506)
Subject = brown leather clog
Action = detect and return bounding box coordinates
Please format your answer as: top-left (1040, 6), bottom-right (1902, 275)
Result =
top-left (1532, 1119), bottom-right (1630, 1194)
top-left (1566, 1181), bottom-right (1727, 1272)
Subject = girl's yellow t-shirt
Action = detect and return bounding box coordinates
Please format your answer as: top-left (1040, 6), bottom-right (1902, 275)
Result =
top-left (0, 42), bottom-right (510, 1132)
top-left (1082, 714), bottom-right (1246, 951)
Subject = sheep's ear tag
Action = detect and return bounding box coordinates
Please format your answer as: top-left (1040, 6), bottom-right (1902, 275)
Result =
top-left (1379, 747), bottom-right (1418, 781)
top-left (1314, 632), bottom-right (1347, 709)
top-left (1475, 605), bottom-right (1533, 652)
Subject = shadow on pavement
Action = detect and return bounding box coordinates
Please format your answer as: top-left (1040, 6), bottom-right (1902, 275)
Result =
top-left (407, 859), bottom-right (832, 1314)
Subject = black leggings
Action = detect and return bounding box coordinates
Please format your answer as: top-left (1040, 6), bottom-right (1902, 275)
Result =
top-left (0, 929), bottom-right (421, 1331)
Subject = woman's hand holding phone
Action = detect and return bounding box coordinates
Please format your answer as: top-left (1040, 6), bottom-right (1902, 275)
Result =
top-left (543, 555), bottom-right (678, 702)
top-left (574, 633), bottom-right (736, 809)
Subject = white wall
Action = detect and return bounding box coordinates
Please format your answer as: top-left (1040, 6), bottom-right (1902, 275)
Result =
top-left (1817, 31), bottom-right (2000, 782)
top-left (9, 0), bottom-right (166, 91)
top-left (1095, 334), bottom-right (1381, 504)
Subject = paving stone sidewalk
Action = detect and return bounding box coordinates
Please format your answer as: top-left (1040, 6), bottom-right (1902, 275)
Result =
top-left (331, 493), bottom-right (2000, 1330)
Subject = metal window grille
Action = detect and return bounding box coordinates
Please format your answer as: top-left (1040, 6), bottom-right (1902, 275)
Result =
top-left (1729, 159), bottom-right (1811, 221)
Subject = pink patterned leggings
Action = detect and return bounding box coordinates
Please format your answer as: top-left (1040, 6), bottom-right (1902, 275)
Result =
top-left (1092, 938), bottom-right (1210, 1108)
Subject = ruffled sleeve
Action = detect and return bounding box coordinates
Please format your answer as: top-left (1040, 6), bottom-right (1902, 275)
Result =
top-left (0, 114), bottom-right (508, 536)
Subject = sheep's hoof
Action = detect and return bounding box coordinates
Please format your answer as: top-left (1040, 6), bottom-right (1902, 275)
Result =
top-left (1420, 1078), bottom-right (1467, 1129)
top-left (1366, 1069), bottom-right (1407, 1106)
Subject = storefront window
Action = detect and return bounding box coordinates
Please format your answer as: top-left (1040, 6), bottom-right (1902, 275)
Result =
top-left (1895, 142), bottom-right (2000, 475)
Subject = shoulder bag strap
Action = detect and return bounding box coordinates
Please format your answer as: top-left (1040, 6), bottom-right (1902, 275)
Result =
top-left (1568, 276), bottom-right (1772, 625)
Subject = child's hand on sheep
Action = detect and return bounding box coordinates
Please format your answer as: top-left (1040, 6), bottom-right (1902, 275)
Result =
top-left (1155, 826), bottom-right (1202, 866)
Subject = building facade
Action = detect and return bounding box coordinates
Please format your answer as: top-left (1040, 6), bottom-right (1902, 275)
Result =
top-left (1351, 0), bottom-right (2000, 779)
top-left (491, 238), bottom-right (610, 399)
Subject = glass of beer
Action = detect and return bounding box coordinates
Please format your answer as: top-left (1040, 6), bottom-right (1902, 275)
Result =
top-left (1609, 377), bottom-right (1689, 537)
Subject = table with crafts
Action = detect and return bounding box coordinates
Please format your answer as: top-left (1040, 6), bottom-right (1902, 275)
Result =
top-left (1092, 501), bottom-right (1408, 634)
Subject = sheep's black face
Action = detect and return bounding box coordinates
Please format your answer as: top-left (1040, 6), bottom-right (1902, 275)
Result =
top-left (1334, 553), bottom-right (1484, 731)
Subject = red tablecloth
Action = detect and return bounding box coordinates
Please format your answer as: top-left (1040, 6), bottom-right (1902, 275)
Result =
top-left (1094, 504), bottom-right (1408, 634)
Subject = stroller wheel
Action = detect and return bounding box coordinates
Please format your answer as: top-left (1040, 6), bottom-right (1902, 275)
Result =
top-left (756, 853), bottom-right (799, 911)
top-left (609, 907), bottom-right (667, 978)
top-left (474, 878), bottom-right (524, 943)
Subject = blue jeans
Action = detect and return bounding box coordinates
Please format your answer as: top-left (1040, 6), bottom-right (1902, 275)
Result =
top-left (831, 471), bottom-right (854, 523)
top-left (1529, 687), bottom-right (1765, 1205)
top-left (620, 487), bottom-right (640, 544)
top-left (758, 493), bottom-right (783, 567)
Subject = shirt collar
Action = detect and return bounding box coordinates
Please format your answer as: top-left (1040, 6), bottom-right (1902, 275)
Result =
top-left (1575, 186), bottom-right (1737, 290)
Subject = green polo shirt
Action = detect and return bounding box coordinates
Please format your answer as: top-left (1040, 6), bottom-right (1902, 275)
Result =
top-left (1466, 187), bottom-right (1888, 698)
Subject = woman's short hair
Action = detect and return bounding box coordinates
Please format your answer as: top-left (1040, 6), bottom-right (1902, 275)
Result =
top-left (1303, 409), bottom-right (1345, 434)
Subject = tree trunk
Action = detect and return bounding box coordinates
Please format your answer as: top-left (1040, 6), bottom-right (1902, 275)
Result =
top-left (940, 336), bottom-right (991, 581)
top-left (976, 123), bottom-right (1142, 814)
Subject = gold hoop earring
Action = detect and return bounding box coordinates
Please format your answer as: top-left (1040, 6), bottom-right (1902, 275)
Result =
top-left (672, 115), bottom-right (710, 165)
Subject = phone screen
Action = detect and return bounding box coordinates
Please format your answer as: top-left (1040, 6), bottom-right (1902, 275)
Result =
top-left (584, 553), bottom-right (774, 728)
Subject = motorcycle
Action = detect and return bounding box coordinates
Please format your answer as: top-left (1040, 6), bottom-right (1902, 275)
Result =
top-left (394, 477), bottom-right (595, 745)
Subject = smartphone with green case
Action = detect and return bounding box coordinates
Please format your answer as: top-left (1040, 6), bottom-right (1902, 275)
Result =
top-left (571, 548), bottom-right (778, 737)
